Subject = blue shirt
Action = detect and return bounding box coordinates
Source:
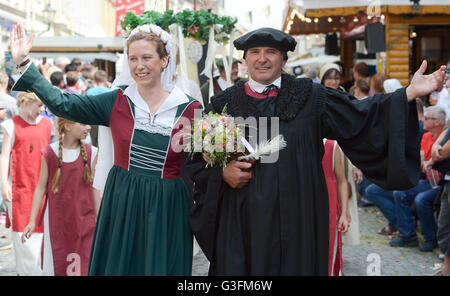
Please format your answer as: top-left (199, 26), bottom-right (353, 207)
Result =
top-left (86, 87), bottom-right (111, 96)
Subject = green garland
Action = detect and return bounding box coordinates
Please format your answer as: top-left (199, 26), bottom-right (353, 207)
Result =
top-left (121, 9), bottom-right (238, 43)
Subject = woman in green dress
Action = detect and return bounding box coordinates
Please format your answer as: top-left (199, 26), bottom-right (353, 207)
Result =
top-left (10, 23), bottom-right (201, 275)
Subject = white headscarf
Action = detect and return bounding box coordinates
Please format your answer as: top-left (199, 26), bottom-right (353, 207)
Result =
top-left (319, 63), bottom-right (342, 83)
top-left (112, 24), bottom-right (175, 92)
top-left (94, 25), bottom-right (175, 196)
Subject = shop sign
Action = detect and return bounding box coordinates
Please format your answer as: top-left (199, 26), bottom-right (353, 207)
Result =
top-left (115, 0), bottom-right (145, 36)
top-left (340, 14), bottom-right (380, 39)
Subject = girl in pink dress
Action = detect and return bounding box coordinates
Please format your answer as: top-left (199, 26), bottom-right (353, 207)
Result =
top-left (22, 117), bottom-right (99, 276)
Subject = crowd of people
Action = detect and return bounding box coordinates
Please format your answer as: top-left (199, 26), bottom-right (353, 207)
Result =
top-left (0, 22), bottom-right (447, 276)
top-left (299, 59), bottom-right (450, 275)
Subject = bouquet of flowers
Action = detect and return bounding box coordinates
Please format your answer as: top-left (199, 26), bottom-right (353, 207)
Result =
top-left (187, 107), bottom-right (245, 168)
top-left (187, 106), bottom-right (287, 168)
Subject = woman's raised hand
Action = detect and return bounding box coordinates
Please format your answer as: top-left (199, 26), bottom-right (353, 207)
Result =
top-left (10, 23), bottom-right (34, 65)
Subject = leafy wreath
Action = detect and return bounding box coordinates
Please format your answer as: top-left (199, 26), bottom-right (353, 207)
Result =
top-left (121, 9), bottom-right (238, 43)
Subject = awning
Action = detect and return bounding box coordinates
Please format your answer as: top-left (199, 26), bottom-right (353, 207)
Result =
top-left (293, 0), bottom-right (449, 10)
top-left (286, 1), bottom-right (450, 34)
top-left (29, 52), bottom-right (120, 63)
top-left (28, 36), bottom-right (124, 63)
top-left (32, 36), bottom-right (124, 50)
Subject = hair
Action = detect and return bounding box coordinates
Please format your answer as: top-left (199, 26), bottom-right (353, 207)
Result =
top-left (66, 71), bottom-right (79, 87)
top-left (355, 79), bottom-right (370, 95)
top-left (127, 32), bottom-right (168, 59)
top-left (84, 80), bottom-right (95, 93)
top-left (416, 98), bottom-right (424, 115)
top-left (50, 71), bottom-right (64, 87)
top-left (64, 63), bottom-right (78, 73)
top-left (17, 92), bottom-right (42, 107)
top-left (81, 64), bottom-right (95, 80)
top-left (353, 62), bottom-right (370, 78)
top-left (370, 73), bottom-right (390, 94)
top-left (52, 117), bottom-right (92, 194)
top-left (425, 106), bottom-right (446, 126)
top-left (94, 70), bottom-right (108, 84)
top-left (349, 85), bottom-right (356, 95)
top-left (71, 58), bottom-right (82, 66)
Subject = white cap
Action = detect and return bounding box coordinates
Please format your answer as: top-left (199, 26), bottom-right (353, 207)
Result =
top-left (383, 78), bottom-right (402, 93)
top-left (55, 56), bottom-right (70, 66)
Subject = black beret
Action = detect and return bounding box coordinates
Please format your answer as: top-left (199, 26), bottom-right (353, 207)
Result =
top-left (234, 27), bottom-right (297, 53)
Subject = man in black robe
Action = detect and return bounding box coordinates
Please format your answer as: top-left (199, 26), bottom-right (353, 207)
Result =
top-left (187, 27), bottom-right (447, 276)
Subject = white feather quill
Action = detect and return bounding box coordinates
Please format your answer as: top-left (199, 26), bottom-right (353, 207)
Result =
top-left (238, 134), bottom-right (287, 161)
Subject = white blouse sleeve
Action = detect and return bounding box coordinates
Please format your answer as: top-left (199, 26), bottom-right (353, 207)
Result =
top-left (91, 146), bottom-right (98, 168)
top-left (92, 126), bottom-right (114, 197)
top-left (1, 119), bottom-right (15, 147)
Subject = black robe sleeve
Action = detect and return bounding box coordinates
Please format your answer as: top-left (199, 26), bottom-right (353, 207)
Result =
top-left (318, 84), bottom-right (421, 190)
top-left (186, 101), bottom-right (225, 262)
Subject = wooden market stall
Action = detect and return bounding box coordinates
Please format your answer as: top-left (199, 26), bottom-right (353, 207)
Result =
top-left (29, 36), bottom-right (124, 81)
top-left (283, 0), bottom-right (450, 86)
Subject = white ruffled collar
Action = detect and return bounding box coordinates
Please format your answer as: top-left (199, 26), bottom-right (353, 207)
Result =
top-left (247, 76), bottom-right (282, 94)
top-left (123, 83), bottom-right (189, 116)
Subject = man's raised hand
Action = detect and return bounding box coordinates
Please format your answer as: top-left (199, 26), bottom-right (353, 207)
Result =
top-left (406, 60), bottom-right (446, 102)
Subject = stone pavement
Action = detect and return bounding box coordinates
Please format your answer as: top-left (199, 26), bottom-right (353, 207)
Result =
top-left (0, 206), bottom-right (443, 276)
top-left (0, 215), bottom-right (16, 276)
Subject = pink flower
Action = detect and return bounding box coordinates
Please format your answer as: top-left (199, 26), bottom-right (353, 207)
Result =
top-left (200, 121), bottom-right (210, 131)
top-left (189, 24), bottom-right (199, 34)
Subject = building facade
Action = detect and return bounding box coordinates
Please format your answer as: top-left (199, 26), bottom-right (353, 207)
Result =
top-left (0, 0), bottom-right (117, 66)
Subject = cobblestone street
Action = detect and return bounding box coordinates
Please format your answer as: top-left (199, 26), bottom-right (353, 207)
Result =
top-left (0, 205), bottom-right (443, 276)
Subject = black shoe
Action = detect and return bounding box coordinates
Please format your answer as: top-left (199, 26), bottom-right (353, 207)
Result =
top-left (358, 197), bottom-right (374, 207)
top-left (419, 240), bottom-right (437, 252)
top-left (389, 236), bottom-right (419, 247)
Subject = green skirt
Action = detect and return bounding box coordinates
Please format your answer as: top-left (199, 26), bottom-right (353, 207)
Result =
top-left (88, 166), bottom-right (193, 276)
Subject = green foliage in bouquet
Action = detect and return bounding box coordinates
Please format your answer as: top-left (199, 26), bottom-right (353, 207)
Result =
top-left (187, 105), bottom-right (245, 168)
top-left (121, 9), bottom-right (237, 43)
